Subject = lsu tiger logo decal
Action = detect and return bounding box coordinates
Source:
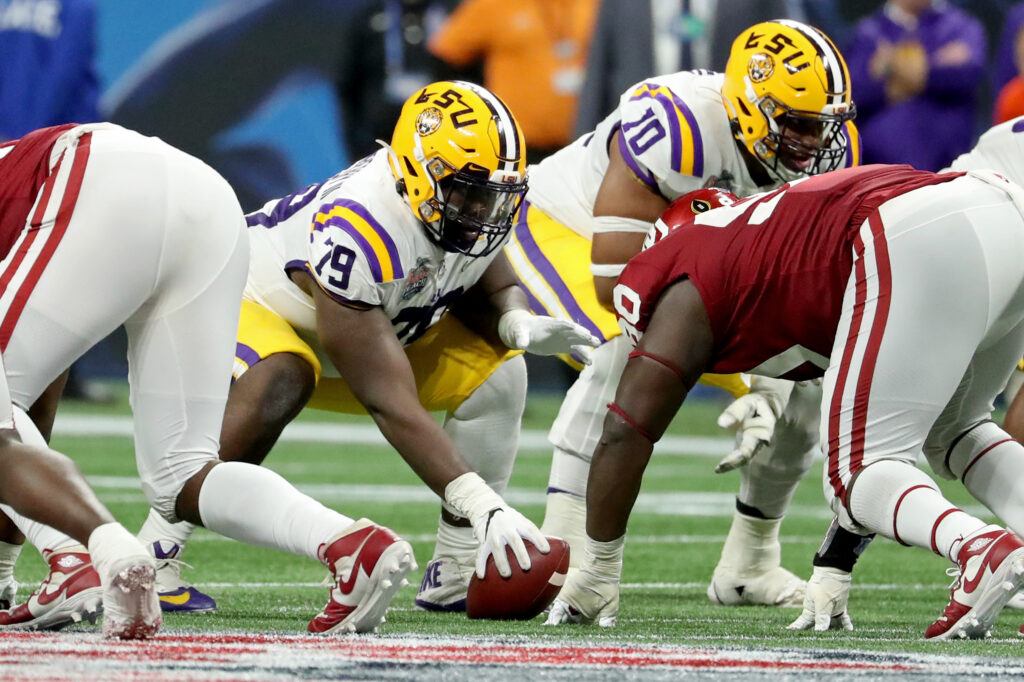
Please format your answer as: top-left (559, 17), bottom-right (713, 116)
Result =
top-left (747, 53), bottom-right (774, 83)
top-left (416, 107), bottom-right (443, 136)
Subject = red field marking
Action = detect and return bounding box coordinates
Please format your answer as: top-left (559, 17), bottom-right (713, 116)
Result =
top-left (0, 630), bottom-right (921, 675)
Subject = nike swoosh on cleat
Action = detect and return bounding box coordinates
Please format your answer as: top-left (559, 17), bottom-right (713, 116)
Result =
top-left (159, 592), bottom-right (192, 606)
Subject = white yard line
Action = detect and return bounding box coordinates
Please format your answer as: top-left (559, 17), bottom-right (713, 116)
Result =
top-left (53, 414), bottom-right (735, 457)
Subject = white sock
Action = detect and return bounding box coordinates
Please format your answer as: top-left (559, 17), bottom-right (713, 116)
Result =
top-left (137, 507), bottom-right (196, 552)
top-left (947, 421), bottom-right (1024, 538)
top-left (87, 522), bottom-right (152, 580)
top-left (546, 447), bottom-right (591, 498)
top-left (197, 461), bottom-right (353, 561)
top-left (715, 509), bottom-right (783, 577)
top-left (540, 492), bottom-right (586, 569)
top-left (431, 518), bottom-right (476, 562)
top-left (848, 460), bottom-right (986, 560)
top-left (0, 504), bottom-right (79, 556)
top-left (0, 540), bottom-right (22, 583)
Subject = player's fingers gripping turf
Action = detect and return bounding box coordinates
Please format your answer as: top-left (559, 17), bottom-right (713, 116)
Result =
top-left (787, 566), bottom-right (854, 632)
top-left (544, 571), bottom-right (619, 627)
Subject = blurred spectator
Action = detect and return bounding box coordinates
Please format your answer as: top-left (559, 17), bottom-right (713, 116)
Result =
top-left (335, 0), bottom-right (479, 159)
top-left (844, 0), bottom-right (986, 170)
top-left (0, 0), bottom-right (111, 402)
top-left (574, 0), bottom-right (850, 137)
top-left (0, 0), bottom-right (100, 141)
top-left (994, 19), bottom-right (1024, 123)
top-left (429, 0), bottom-right (600, 162)
top-left (994, 3), bottom-right (1024, 98)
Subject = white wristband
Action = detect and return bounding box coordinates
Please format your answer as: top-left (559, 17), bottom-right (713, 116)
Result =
top-left (583, 534), bottom-right (625, 581)
top-left (444, 472), bottom-right (504, 524)
top-left (590, 262), bottom-right (627, 278)
top-left (497, 308), bottom-right (532, 349)
top-left (592, 215), bottom-right (652, 234)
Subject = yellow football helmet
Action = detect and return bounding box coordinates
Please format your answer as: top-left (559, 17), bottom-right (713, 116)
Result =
top-left (722, 19), bottom-right (855, 182)
top-left (387, 81), bottom-right (528, 258)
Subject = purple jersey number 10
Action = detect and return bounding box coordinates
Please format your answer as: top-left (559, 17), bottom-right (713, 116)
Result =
top-left (622, 107), bottom-right (667, 157)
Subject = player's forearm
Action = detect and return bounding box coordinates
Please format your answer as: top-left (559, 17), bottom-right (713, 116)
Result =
top-left (364, 403), bottom-right (471, 498)
top-left (585, 414), bottom-right (654, 541)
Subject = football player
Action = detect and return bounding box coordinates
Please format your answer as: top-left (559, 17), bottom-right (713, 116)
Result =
top-left (0, 122), bottom-right (419, 635)
top-left (130, 81), bottom-right (599, 614)
top-left (547, 164), bottom-right (1024, 640)
top-left (509, 19), bottom-right (858, 607)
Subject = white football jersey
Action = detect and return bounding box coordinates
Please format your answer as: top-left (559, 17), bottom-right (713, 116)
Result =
top-left (948, 117), bottom-right (1024, 187)
top-left (244, 150), bottom-right (499, 371)
top-left (526, 70), bottom-right (857, 240)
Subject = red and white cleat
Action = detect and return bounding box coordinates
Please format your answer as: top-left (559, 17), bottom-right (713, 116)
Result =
top-left (100, 555), bottom-right (160, 640)
top-left (926, 528), bottom-right (1024, 640)
top-left (308, 518), bottom-right (416, 635)
top-left (0, 545), bottom-right (102, 630)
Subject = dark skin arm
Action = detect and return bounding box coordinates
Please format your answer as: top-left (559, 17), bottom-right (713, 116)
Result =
top-left (591, 129), bottom-right (671, 309)
top-left (450, 251), bottom-right (531, 347)
top-left (586, 279), bottom-right (714, 541)
top-left (307, 278), bottom-right (473, 498)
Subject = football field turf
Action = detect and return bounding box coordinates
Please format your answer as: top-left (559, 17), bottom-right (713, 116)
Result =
top-left (8, 388), bottom-right (1024, 677)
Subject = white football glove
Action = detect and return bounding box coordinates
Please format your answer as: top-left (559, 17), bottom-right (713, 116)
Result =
top-left (498, 309), bottom-right (600, 365)
top-left (443, 472), bottom-right (549, 579)
top-left (545, 535), bottom-right (623, 627)
top-left (714, 376), bottom-right (793, 473)
top-left (472, 506), bottom-right (550, 579)
top-left (787, 566), bottom-right (854, 632)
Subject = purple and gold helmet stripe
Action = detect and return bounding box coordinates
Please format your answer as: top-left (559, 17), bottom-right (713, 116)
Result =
top-left (776, 20), bottom-right (849, 108)
top-left (627, 83), bottom-right (704, 178)
top-left (453, 80), bottom-right (521, 172)
top-left (843, 121), bottom-right (861, 168)
top-left (313, 199), bottom-right (404, 283)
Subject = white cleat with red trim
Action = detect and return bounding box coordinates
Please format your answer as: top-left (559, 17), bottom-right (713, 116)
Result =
top-left (926, 527), bottom-right (1024, 640)
top-left (308, 518), bottom-right (416, 635)
top-left (0, 546), bottom-right (102, 630)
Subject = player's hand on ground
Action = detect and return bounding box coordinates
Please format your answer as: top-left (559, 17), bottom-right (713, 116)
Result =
top-left (787, 566), bottom-right (854, 632)
top-left (473, 505), bottom-right (550, 579)
top-left (545, 569), bottom-right (619, 627)
top-left (498, 309), bottom-right (600, 364)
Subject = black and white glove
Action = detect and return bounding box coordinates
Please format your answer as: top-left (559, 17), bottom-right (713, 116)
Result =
top-left (498, 309), bottom-right (600, 365)
top-left (545, 535), bottom-right (623, 627)
top-left (715, 376), bottom-right (793, 473)
top-left (787, 566), bottom-right (854, 631)
top-left (444, 472), bottom-right (549, 578)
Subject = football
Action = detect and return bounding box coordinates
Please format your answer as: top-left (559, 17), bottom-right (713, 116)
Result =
top-left (466, 537), bottom-right (570, 620)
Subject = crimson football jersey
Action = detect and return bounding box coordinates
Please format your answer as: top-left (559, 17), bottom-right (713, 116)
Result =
top-left (615, 164), bottom-right (963, 380)
top-left (0, 124), bottom-right (78, 261)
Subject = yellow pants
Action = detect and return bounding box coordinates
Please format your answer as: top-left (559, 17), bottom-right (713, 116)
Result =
top-left (234, 299), bottom-right (522, 414)
top-left (505, 201), bottom-right (748, 398)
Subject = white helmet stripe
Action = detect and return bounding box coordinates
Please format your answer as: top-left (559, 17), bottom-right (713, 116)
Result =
top-left (775, 19), bottom-right (846, 107)
top-left (454, 80), bottom-right (520, 173)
